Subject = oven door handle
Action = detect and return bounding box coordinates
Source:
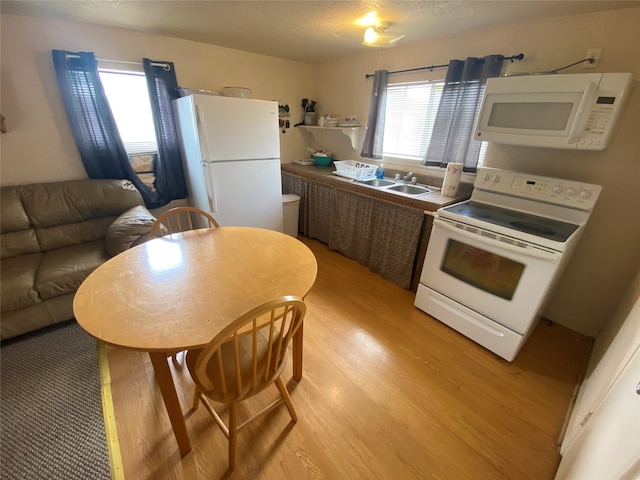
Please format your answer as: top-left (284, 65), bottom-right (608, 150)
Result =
top-left (434, 218), bottom-right (562, 263)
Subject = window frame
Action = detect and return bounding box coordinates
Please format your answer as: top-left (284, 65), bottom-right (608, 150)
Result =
top-left (382, 80), bottom-right (444, 161)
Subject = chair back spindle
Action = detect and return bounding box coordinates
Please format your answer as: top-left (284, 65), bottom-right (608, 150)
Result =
top-left (192, 297), bottom-right (305, 403)
top-left (151, 206), bottom-right (219, 238)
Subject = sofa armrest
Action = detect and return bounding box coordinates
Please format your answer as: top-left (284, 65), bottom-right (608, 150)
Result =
top-left (105, 205), bottom-right (158, 256)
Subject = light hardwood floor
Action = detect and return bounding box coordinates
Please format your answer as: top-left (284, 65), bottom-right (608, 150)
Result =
top-left (106, 236), bottom-right (590, 479)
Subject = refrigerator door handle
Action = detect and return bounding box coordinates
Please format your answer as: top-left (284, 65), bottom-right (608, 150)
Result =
top-left (195, 104), bottom-right (211, 160)
top-left (202, 163), bottom-right (216, 212)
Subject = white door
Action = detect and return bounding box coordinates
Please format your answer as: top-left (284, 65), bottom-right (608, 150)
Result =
top-left (203, 159), bottom-right (283, 231)
top-left (194, 95), bottom-right (280, 161)
top-left (555, 345), bottom-right (640, 479)
top-left (562, 278), bottom-right (640, 454)
top-left (558, 275), bottom-right (640, 479)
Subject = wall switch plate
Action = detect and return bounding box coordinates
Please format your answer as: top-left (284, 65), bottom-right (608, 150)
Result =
top-left (584, 48), bottom-right (603, 68)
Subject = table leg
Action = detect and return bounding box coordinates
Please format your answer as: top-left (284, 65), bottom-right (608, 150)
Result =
top-left (293, 323), bottom-right (303, 381)
top-left (148, 352), bottom-right (192, 456)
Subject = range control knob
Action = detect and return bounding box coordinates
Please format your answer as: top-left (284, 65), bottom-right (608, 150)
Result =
top-left (483, 174), bottom-right (491, 182)
top-left (566, 187), bottom-right (577, 196)
top-left (552, 185), bottom-right (564, 194)
top-left (492, 175), bottom-right (500, 183)
top-left (579, 189), bottom-right (592, 199)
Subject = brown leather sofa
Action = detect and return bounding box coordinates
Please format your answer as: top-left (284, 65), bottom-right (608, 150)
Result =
top-left (1, 179), bottom-right (158, 340)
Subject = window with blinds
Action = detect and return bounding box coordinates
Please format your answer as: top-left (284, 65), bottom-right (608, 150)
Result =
top-left (98, 70), bottom-right (158, 156)
top-left (382, 81), bottom-right (444, 160)
top-left (383, 80), bottom-right (487, 169)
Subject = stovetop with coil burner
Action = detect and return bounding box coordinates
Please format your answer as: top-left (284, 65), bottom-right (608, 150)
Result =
top-left (441, 201), bottom-right (580, 243)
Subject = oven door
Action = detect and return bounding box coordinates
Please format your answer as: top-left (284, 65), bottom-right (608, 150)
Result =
top-left (420, 218), bottom-right (561, 334)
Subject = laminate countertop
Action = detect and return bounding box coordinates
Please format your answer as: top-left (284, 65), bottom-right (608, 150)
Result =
top-left (281, 163), bottom-right (471, 212)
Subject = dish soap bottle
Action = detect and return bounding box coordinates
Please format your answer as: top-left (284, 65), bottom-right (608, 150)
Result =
top-left (376, 163), bottom-right (385, 179)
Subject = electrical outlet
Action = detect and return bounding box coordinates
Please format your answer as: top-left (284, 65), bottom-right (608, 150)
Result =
top-left (584, 48), bottom-right (603, 69)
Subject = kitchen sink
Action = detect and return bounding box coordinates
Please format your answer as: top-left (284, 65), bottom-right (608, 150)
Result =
top-left (385, 184), bottom-right (431, 195)
top-left (350, 176), bottom-right (434, 196)
top-left (359, 178), bottom-right (397, 187)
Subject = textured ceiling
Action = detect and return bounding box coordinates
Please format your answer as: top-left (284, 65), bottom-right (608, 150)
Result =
top-left (2, 1), bottom-right (636, 63)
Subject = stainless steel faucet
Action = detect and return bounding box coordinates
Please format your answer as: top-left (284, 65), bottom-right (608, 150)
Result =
top-left (403, 172), bottom-right (414, 183)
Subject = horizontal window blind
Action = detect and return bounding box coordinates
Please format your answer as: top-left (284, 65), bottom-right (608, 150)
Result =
top-left (122, 142), bottom-right (158, 155)
top-left (383, 81), bottom-right (444, 160)
top-left (98, 70), bottom-right (158, 156)
top-left (424, 81), bottom-right (485, 167)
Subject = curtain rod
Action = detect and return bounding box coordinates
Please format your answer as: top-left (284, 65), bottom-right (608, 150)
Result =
top-left (364, 53), bottom-right (524, 79)
top-left (64, 54), bottom-right (170, 70)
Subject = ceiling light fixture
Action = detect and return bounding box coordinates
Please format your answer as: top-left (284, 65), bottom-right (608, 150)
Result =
top-left (355, 11), bottom-right (379, 27)
top-left (362, 22), bottom-right (405, 48)
top-left (364, 27), bottom-right (378, 44)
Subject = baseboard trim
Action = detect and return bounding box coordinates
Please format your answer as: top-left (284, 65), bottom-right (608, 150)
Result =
top-left (556, 334), bottom-right (594, 447)
top-left (98, 341), bottom-right (125, 480)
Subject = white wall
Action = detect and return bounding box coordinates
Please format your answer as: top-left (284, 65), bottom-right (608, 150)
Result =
top-left (2, 8), bottom-right (639, 336)
top-left (314, 7), bottom-right (640, 336)
top-left (0, 14), bottom-right (314, 185)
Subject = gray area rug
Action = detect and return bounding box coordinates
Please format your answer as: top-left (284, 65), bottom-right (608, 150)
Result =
top-left (1, 320), bottom-right (111, 479)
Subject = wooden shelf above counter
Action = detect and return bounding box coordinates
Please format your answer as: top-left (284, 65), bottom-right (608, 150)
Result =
top-left (295, 125), bottom-right (362, 150)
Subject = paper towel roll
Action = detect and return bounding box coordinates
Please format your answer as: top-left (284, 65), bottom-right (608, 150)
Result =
top-left (442, 162), bottom-right (463, 197)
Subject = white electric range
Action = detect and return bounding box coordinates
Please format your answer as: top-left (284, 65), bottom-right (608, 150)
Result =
top-left (415, 167), bottom-right (602, 361)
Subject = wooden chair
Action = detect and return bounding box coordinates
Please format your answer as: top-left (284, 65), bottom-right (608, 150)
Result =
top-left (186, 296), bottom-right (306, 471)
top-left (151, 206), bottom-right (219, 362)
top-left (150, 206), bottom-right (219, 238)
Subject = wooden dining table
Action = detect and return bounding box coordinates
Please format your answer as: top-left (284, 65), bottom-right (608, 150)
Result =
top-left (73, 227), bottom-right (318, 456)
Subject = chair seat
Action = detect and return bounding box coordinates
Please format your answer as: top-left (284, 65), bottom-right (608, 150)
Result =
top-left (185, 296), bottom-right (306, 472)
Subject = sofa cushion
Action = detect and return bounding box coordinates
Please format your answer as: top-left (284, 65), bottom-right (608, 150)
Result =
top-left (20, 179), bottom-right (144, 251)
top-left (1, 303), bottom-right (53, 341)
top-left (105, 205), bottom-right (158, 256)
top-left (35, 240), bottom-right (110, 300)
top-left (1, 230), bottom-right (41, 259)
top-left (0, 186), bottom-right (30, 232)
top-left (0, 186), bottom-right (41, 259)
top-left (36, 217), bottom-right (116, 252)
top-left (1, 253), bottom-right (43, 312)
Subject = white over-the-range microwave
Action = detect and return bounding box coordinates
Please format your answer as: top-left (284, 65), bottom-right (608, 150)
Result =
top-left (474, 72), bottom-right (633, 150)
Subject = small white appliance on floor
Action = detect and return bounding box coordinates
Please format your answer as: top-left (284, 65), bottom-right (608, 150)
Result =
top-left (414, 167), bottom-right (602, 361)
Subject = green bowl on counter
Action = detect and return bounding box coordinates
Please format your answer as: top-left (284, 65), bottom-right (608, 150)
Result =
top-left (313, 153), bottom-right (333, 166)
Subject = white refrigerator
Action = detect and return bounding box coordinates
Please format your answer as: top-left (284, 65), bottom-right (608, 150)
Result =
top-left (172, 94), bottom-right (283, 231)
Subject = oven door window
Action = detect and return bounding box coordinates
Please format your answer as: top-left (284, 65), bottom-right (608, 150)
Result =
top-left (441, 239), bottom-right (525, 300)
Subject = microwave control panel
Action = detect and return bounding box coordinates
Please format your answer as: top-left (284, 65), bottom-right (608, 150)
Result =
top-left (579, 96), bottom-right (617, 149)
top-left (577, 73), bottom-right (633, 150)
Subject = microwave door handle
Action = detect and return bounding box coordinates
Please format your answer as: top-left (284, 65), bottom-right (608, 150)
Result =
top-left (568, 81), bottom-right (598, 144)
top-left (434, 218), bottom-right (562, 263)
